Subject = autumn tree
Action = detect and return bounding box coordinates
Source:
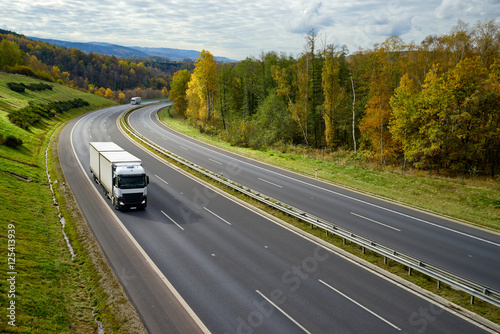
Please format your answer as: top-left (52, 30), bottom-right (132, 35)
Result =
top-left (0, 39), bottom-right (24, 69)
top-left (389, 74), bottom-right (421, 163)
top-left (186, 50), bottom-right (218, 123)
top-left (104, 88), bottom-right (114, 99)
top-left (359, 36), bottom-right (405, 163)
top-left (169, 69), bottom-right (191, 116)
top-left (391, 56), bottom-right (500, 174)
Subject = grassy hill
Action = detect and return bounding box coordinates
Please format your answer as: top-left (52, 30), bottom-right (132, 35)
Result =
top-left (0, 72), bottom-right (145, 333)
top-left (0, 73), bottom-right (112, 165)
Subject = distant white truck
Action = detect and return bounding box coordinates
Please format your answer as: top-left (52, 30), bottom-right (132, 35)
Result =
top-left (131, 97), bottom-right (141, 105)
top-left (90, 142), bottom-right (149, 210)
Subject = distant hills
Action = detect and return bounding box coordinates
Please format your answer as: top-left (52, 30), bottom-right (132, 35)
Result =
top-left (28, 37), bottom-right (236, 62)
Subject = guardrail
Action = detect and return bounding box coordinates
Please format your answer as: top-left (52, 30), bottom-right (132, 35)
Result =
top-left (121, 108), bottom-right (500, 309)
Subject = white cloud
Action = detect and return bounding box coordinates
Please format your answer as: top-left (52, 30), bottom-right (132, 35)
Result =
top-left (3, 0), bottom-right (500, 59)
top-left (435, 0), bottom-right (470, 19)
top-left (287, 1), bottom-right (333, 34)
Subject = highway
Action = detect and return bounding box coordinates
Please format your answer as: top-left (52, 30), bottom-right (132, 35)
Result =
top-left (58, 103), bottom-right (496, 333)
top-left (129, 103), bottom-right (500, 291)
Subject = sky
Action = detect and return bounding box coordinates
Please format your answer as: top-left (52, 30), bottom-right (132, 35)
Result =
top-left (3, 0), bottom-right (500, 60)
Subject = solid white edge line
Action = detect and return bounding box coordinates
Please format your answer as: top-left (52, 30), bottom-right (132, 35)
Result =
top-left (319, 279), bottom-right (401, 331)
top-left (161, 210), bottom-right (185, 231)
top-left (351, 212), bottom-right (401, 232)
top-left (204, 207), bottom-right (232, 225)
top-left (70, 111), bottom-right (209, 333)
top-left (255, 290), bottom-right (311, 334)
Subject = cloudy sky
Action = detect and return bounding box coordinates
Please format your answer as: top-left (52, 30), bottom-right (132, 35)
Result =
top-left (3, 0), bottom-right (499, 60)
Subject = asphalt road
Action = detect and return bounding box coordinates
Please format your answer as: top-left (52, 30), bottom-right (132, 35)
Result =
top-left (59, 103), bottom-right (495, 333)
top-left (128, 103), bottom-right (500, 291)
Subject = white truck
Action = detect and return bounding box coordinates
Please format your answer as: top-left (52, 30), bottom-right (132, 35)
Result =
top-left (131, 97), bottom-right (141, 105)
top-left (90, 142), bottom-right (149, 210)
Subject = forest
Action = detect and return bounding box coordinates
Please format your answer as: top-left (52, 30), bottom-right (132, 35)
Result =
top-left (169, 20), bottom-right (500, 177)
top-left (1, 20), bottom-right (499, 176)
top-left (0, 29), bottom-right (193, 102)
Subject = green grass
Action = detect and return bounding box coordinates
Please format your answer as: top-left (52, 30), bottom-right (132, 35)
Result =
top-left (158, 107), bottom-right (500, 232)
top-left (0, 72), bottom-right (146, 333)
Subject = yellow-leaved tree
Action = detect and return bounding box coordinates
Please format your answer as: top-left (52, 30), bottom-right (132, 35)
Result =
top-left (186, 50), bottom-right (217, 123)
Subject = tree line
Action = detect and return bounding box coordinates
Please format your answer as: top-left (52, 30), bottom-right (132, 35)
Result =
top-left (169, 20), bottom-right (500, 177)
top-left (0, 30), bottom-right (194, 102)
top-left (0, 21), bottom-right (498, 176)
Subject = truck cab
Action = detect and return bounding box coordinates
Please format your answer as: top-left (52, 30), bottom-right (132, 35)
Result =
top-left (113, 164), bottom-right (149, 210)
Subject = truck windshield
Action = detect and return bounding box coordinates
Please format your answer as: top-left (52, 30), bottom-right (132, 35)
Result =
top-left (118, 175), bottom-right (147, 189)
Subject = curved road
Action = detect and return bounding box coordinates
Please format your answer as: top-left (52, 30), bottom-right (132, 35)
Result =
top-left (59, 104), bottom-right (495, 333)
top-left (129, 103), bottom-right (500, 291)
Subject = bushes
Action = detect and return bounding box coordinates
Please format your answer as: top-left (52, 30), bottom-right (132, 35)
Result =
top-left (4, 65), bottom-right (36, 77)
top-left (26, 82), bottom-right (53, 91)
top-left (0, 134), bottom-right (23, 148)
top-left (8, 98), bottom-right (90, 129)
top-left (7, 81), bottom-right (53, 93)
top-left (7, 82), bottom-right (25, 93)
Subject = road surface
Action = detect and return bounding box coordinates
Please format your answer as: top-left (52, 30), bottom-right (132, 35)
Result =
top-left (58, 104), bottom-right (496, 333)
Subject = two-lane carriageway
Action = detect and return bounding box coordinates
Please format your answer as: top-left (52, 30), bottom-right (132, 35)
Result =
top-left (127, 104), bottom-right (500, 291)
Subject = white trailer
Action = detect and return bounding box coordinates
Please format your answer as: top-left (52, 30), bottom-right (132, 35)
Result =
top-left (90, 142), bottom-right (124, 181)
top-left (90, 142), bottom-right (149, 210)
top-left (131, 97), bottom-right (141, 105)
